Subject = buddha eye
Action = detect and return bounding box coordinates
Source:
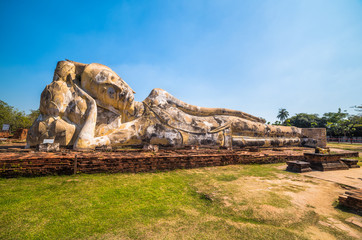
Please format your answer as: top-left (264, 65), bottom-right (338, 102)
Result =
top-left (107, 87), bottom-right (115, 99)
top-left (95, 72), bottom-right (105, 82)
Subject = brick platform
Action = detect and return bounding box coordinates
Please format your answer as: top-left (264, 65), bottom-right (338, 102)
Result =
top-left (304, 152), bottom-right (357, 171)
top-left (0, 148), bottom-right (311, 177)
top-left (339, 189), bottom-right (362, 213)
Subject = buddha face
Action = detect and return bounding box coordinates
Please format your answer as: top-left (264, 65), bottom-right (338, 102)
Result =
top-left (81, 63), bottom-right (135, 115)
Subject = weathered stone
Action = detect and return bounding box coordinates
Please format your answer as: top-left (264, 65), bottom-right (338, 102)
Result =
top-left (0, 132), bottom-right (10, 138)
top-left (340, 158), bottom-right (360, 168)
top-left (0, 148), bottom-right (310, 177)
top-left (27, 60), bottom-right (318, 150)
top-left (38, 143), bottom-right (60, 152)
top-left (286, 160), bottom-right (312, 173)
top-left (143, 144), bottom-right (159, 152)
top-left (304, 153), bottom-right (349, 171)
top-left (301, 128), bottom-right (327, 148)
top-left (13, 128), bottom-right (28, 140)
top-left (248, 147), bottom-right (260, 152)
top-left (339, 189), bottom-right (362, 213)
top-left (345, 217), bottom-right (362, 228)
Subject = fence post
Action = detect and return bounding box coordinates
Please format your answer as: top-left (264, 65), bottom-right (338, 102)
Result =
top-left (73, 154), bottom-right (78, 175)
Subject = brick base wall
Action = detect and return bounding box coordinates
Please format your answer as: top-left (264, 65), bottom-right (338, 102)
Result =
top-left (0, 132), bottom-right (10, 138)
top-left (0, 150), bottom-right (307, 177)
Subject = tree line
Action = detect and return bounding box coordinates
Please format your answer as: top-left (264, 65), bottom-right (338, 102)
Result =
top-left (275, 106), bottom-right (362, 138)
top-left (0, 100), bottom-right (39, 133)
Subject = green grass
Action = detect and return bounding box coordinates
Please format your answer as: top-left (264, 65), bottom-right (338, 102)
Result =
top-left (327, 142), bottom-right (362, 153)
top-left (0, 164), bottom-right (358, 240)
top-left (327, 142), bottom-right (362, 166)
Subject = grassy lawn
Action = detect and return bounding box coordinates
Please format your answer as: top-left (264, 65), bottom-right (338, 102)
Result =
top-left (327, 142), bottom-right (362, 165)
top-left (327, 142), bottom-right (362, 153)
top-left (0, 164), bottom-right (360, 240)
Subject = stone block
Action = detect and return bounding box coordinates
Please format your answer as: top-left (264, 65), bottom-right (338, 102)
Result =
top-left (38, 143), bottom-right (60, 152)
top-left (339, 189), bottom-right (362, 213)
top-left (304, 153), bottom-right (349, 171)
top-left (309, 161), bottom-right (349, 171)
top-left (340, 158), bottom-right (360, 168)
top-left (286, 160), bottom-right (312, 173)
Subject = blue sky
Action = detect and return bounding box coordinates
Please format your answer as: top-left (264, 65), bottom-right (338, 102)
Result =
top-left (0, 0), bottom-right (361, 122)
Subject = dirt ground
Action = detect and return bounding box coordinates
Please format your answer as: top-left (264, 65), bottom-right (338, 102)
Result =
top-left (303, 168), bottom-right (362, 189)
top-left (191, 162), bottom-right (362, 239)
top-left (268, 167), bottom-right (361, 239)
top-left (284, 177), bottom-right (361, 239)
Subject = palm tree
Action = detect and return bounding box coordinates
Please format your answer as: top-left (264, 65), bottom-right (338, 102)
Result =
top-left (277, 108), bottom-right (289, 123)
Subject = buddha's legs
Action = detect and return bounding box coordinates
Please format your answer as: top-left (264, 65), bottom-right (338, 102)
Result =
top-left (229, 117), bottom-right (301, 147)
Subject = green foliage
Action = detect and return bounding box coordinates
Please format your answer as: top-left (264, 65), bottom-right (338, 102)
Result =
top-left (28, 109), bottom-right (40, 124)
top-left (287, 113), bottom-right (321, 128)
top-left (279, 107), bottom-right (362, 137)
top-left (0, 100), bottom-right (39, 133)
top-left (322, 109), bottom-right (362, 137)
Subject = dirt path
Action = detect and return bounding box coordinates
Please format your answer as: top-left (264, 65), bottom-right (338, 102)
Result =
top-left (303, 168), bottom-right (362, 189)
top-left (273, 164), bottom-right (362, 239)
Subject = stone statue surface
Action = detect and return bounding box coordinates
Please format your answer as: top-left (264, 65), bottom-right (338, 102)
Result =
top-left (27, 60), bottom-right (302, 150)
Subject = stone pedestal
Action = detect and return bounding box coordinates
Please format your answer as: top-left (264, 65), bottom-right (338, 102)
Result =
top-left (304, 153), bottom-right (349, 171)
top-left (286, 160), bottom-right (312, 173)
top-left (340, 158), bottom-right (360, 168)
top-left (309, 161), bottom-right (349, 171)
top-left (38, 143), bottom-right (60, 152)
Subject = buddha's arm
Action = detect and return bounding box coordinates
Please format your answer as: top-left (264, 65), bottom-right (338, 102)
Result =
top-left (72, 84), bottom-right (97, 150)
top-left (144, 88), bottom-right (265, 123)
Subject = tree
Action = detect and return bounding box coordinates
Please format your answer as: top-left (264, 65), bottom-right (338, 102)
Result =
top-left (277, 108), bottom-right (289, 123)
top-left (287, 113), bottom-right (320, 128)
top-left (343, 115), bottom-right (362, 141)
top-left (321, 108), bottom-right (349, 137)
top-left (0, 100), bottom-right (37, 133)
top-left (273, 106), bottom-right (362, 138)
top-left (0, 100), bottom-right (14, 128)
top-left (28, 109), bottom-right (40, 123)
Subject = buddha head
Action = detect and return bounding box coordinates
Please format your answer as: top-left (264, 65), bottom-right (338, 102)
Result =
top-left (80, 63), bottom-right (136, 116)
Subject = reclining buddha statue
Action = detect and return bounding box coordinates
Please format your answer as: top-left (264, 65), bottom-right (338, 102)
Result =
top-left (27, 60), bottom-right (302, 150)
